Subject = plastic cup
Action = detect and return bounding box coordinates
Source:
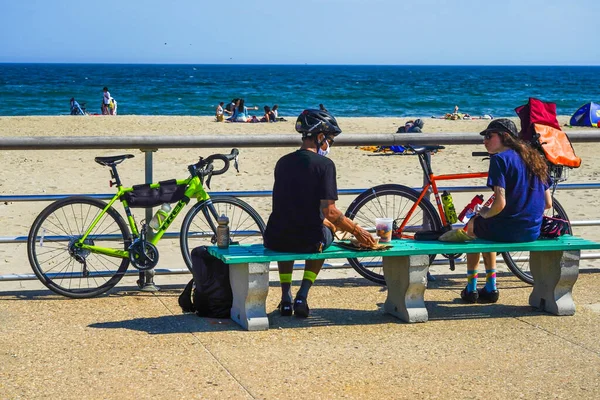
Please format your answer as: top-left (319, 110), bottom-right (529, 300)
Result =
top-left (375, 218), bottom-right (393, 243)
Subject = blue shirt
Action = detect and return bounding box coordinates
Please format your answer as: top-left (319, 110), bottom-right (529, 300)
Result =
top-left (234, 106), bottom-right (250, 122)
top-left (483, 149), bottom-right (548, 242)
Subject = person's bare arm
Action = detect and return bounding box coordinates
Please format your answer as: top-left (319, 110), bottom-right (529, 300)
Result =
top-left (479, 186), bottom-right (506, 219)
top-left (323, 218), bottom-right (336, 232)
top-left (321, 199), bottom-right (376, 246)
top-left (544, 188), bottom-right (552, 210)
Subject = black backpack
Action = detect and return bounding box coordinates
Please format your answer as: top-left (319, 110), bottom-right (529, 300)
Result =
top-left (178, 246), bottom-right (233, 318)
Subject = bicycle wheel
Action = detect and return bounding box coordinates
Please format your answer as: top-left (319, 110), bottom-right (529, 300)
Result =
top-left (180, 196), bottom-right (266, 270)
top-left (27, 197), bottom-right (132, 298)
top-left (502, 197), bottom-right (571, 285)
top-left (345, 184), bottom-right (443, 285)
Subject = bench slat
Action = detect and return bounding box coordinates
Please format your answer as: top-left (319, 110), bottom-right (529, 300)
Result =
top-left (208, 235), bottom-right (600, 264)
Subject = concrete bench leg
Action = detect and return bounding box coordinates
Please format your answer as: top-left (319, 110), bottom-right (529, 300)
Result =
top-left (229, 262), bottom-right (270, 331)
top-left (529, 250), bottom-right (580, 316)
top-left (383, 255), bottom-right (429, 323)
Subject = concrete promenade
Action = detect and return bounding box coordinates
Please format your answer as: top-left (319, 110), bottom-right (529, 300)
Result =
top-left (1, 267), bottom-right (599, 399)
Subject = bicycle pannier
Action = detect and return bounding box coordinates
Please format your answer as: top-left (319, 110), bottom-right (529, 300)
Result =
top-left (178, 246), bottom-right (233, 319)
top-left (533, 124), bottom-right (581, 168)
top-left (122, 179), bottom-right (187, 208)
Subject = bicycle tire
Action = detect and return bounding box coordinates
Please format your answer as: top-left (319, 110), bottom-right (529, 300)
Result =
top-left (501, 197), bottom-right (571, 285)
top-left (180, 196), bottom-right (266, 270)
top-left (27, 197), bottom-right (132, 298)
top-left (345, 184), bottom-right (443, 285)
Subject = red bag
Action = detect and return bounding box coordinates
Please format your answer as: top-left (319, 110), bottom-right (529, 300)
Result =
top-left (515, 98), bottom-right (561, 142)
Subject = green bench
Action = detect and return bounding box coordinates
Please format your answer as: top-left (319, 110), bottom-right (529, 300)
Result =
top-left (207, 235), bottom-right (600, 331)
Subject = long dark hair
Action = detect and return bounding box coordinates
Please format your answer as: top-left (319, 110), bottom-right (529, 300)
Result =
top-left (237, 99), bottom-right (245, 112)
top-left (500, 134), bottom-right (549, 182)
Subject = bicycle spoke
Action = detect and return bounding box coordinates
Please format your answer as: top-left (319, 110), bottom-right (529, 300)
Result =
top-left (180, 197), bottom-right (265, 271)
top-left (345, 185), bottom-right (442, 285)
top-left (28, 198), bottom-right (131, 298)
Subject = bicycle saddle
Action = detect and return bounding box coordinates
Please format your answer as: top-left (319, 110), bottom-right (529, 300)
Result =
top-left (94, 154), bottom-right (135, 166)
top-left (409, 145), bottom-right (445, 154)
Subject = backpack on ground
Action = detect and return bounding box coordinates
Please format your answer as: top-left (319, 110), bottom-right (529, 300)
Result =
top-left (178, 246), bottom-right (233, 319)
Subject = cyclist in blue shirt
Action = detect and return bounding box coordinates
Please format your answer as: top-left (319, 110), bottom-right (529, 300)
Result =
top-left (462, 119), bottom-right (552, 303)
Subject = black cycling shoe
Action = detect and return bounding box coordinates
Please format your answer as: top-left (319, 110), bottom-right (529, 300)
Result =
top-left (278, 301), bottom-right (293, 316)
top-left (293, 297), bottom-right (310, 318)
top-left (460, 288), bottom-right (479, 303)
top-left (477, 287), bottom-right (499, 303)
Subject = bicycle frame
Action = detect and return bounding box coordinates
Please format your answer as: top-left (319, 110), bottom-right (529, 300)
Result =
top-left (396, 152), bottom-right (488, 237)
top-left (75, 175), bottom-right (210, 258)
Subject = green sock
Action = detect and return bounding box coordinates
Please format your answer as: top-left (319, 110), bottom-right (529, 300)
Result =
top-left (279, 273), bottom-right (292, 303)
top-left (296, 270), bottom-right (317, 299)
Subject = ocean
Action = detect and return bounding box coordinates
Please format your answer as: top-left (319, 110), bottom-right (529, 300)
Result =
top-left (0, 64), bottom-right (598, 118)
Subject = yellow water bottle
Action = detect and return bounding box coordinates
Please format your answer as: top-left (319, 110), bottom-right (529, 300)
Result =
top-left (441, 191), bottom-right (458, 224)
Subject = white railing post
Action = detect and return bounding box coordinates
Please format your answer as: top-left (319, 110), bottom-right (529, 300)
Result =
top-left (138, 149), bottom-right (160, 292)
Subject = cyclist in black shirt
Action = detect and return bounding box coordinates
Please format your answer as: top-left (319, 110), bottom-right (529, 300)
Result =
top-left (264, 109), bottom-right (376, 317)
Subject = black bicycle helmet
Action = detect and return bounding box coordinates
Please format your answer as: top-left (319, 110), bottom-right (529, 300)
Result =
top-left (295, 109), bottom-right (342, 137)
top-left (540, 216), bottom-right (569, 238)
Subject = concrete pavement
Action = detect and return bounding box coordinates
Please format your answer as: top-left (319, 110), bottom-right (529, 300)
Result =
top-left (1, 268), bottom-right (599, 399)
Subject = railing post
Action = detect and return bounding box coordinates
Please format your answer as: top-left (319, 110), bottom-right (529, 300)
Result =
top-left (138, 148), bottom-right (160, 292)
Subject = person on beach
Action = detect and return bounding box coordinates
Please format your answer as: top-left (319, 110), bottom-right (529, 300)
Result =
top-left (108, 98), bottom-right (117, 115)
top-left (224, 98), bottom-right (238, 116)
top-left (319, 103), bottom-right (328, 112)
top-left (216, 102), bottom-right (225, 122)
top-left (260, 105), bottom-right (275, 122)
top-left (226, 99), bottom-right (240, 121)
top-left (263, 109), bottom-right (376, 317)
top-left (439, 119), bottom-right (552, 303)
top-left (102, 87), bottom-right (111, 115)
top-left (233, 98), bottom-right (258, 122)
top-left (272, 104), bottom-right (279, 120)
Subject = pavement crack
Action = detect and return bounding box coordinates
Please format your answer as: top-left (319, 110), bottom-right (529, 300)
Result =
top-left (516, 317), bottom-right (600, 357)
top-left (153, 293), bottom-right (256, 399)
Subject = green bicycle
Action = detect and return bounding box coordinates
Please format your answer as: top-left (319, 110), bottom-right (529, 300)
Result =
top-left (27, 149), bottom-right (266, 298)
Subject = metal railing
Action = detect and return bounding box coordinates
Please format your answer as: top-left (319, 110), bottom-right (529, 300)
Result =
top-left (1, 132), bottom-right (598, 284)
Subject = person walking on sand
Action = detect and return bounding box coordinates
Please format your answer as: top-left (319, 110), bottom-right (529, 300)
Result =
top-left (264, 109), bottom-right (376, 317)
top-left (102, 87), bottom-right (111, 115)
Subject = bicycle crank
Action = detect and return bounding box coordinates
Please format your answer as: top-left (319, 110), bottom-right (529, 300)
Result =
top-left (128, 240), bottom-right (159, 271)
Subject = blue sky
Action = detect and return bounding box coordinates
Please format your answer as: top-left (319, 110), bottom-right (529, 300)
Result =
top-left (1, 0), bottom-right (598, 65)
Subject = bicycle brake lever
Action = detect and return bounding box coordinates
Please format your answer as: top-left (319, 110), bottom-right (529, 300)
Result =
top-left (234, 155), bottom-right (239, 173)
top-left (206, 172), bottom-right (213, 189)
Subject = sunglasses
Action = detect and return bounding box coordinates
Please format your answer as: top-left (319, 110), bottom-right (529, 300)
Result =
top-left (326, 136), bottom-right (335, 145)
top-left (483, 132), bottom-right (501, 140)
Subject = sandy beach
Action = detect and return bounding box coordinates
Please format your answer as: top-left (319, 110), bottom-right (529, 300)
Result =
top-left (0, 115), bottom-right (598, 273)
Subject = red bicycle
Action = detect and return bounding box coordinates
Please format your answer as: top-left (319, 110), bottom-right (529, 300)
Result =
top-left (344, 144), bottom-right (570, 285)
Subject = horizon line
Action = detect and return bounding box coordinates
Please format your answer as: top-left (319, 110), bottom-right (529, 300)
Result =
top-left (1, 62), bottom-right (599, 67)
